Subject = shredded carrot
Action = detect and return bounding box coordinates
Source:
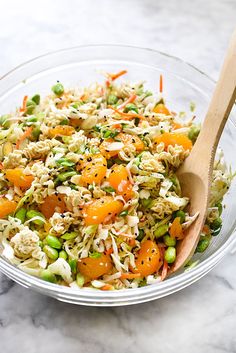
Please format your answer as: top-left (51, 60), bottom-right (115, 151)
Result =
top-left (172, 122), bottom-right (183, 130)
top-left (159, 74), bottom-right (163, 93)
top-left (161, 260), bottom-right (168, 281)
top-left (80, 94), bottom-right (88, 102)
top-left (101, 284), bottom-right (113, 291)
top-left (109, 107), bottom-right (146, 121)
top-left (105, 248), bottom-right (113, 255)
top-left (16, 126), bottom-right (33, 149)
top-left (106, 70), bottom-right (128, 88)
top-left (113, 123), bottom-right (122, 130)
top-left (202, 224), bottom-right (210, 235)
top-left (19, 95), bottom-right (28, 113)
top-left (109, 70), bottom-right (127, 81)
top-left (0, 162), bottom-right (3, 170)
top-left (118, 94), bottom-right (137, 110)
top-left (121, 273), bottom-right (141, 279)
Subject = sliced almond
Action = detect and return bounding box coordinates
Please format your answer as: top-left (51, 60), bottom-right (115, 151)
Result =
top-left (106, 142), bottom-right (124, 151)
top-left (3, 141), bottom-right (13, 156)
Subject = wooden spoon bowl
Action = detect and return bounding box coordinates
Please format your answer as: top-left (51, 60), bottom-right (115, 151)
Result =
top-left (170, 29), bottom-right (236, 273)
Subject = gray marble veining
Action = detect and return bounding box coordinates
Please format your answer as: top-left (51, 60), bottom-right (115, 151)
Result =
top-left (1, 0), bottom-right (236, 352)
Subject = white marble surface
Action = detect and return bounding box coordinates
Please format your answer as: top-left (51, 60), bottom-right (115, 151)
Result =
top-left (1, 0), bottom-right (236, 352)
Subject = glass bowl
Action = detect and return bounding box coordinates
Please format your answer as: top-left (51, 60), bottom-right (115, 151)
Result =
top-left (0, 45), bottom-right (236, 306)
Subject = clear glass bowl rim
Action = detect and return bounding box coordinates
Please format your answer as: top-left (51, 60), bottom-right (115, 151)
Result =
top-left (1, 44), bottom-right (236, 305)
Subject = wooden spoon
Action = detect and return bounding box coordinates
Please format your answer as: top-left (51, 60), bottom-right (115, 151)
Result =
top-left (170, 30), bottom-right (236, 273)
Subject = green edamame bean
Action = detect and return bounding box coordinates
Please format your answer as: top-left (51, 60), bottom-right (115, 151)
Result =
top-left (76, 273), bottom-right (85, 287)
top-left (41, 269), bottom-right (57, 283)
top-left (43, 245), bottom-right (59, 260)
top-left (59, 250), bottom-right (68, 260)
top-left (32, 127), bottom-right (41, 140)
top-left (163, 234), bottom-right (176, 247)
top-left (124, 103), bottom-right (138, 114)
top-left (164, 246), bottom-right (176, 264)
top-left (107, 94), bottom-right (118, 105)
top-left (0, 115), bottom-right (10, 128)
top-left (211, 217), bottom-right (222, 230)
top-left (31, 94), bottom-right (40, 105)
top-left (51, 83), bottom-right (64, 96)
top-left (196, 236), bottom-right (210, 253)
top-left (175, 210), bottom-right (185, 223)
top-left (154, 224), bottom-right (169, 238)
top-left (46, 235), bottom-right (62, 250)
top-left (69, 259), bottom-right (77, 274)
top-left (15, 208), bottom-right (27, 223)
top-left (188, 125), bottom-right (200, 142)
top-left (26, 100), bottom-right (37, 115)
top-left (61, 232), bottom-right (77, 240)
top-left (26, 210), bottom-right (45, 226)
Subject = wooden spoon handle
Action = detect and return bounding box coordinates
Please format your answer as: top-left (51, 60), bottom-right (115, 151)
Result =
top-left (192, 30), bottom-right (236, 166)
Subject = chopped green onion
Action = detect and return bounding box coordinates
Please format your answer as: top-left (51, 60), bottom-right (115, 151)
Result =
top-left (93, 125), bottom-right (101, 132)
top-left (60, 118), bottom-right (69, 125)
top-left (102, 186), bottom-right (116, 194)
top-left (216, 202), bottom-right (223, 216)
top-left (57, 171), bottom-right (77, 182)
top-left (89, 251), bottom-right (102, 259)
top-left (15, 208), bottom-right (27, 223)
top-left (61, 232), bottom-right (78, 240)
top-left (84, 225), bottom-right (98, 235)
top-left (56, 158), bottom-right (75, 167)
top-left (190, 101), bottom-right (196, 112)
top-left (141, 198), bottom-right (153, 209)
top-left (69, 259), bottom-right (77, 274)
top-left (107, 94), bottom-right (118, 105)
top-left (119, 210), bottom-right (128, 217)
top-left (124, 103), bottom-right (138, 114)
top-left (76, 273), bottom-right (85, 287)
top-left (137, 229), bottom-right (145, 241)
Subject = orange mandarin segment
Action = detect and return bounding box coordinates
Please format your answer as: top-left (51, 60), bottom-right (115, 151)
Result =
top-left (154, 132), bottom-right (193, 151)
top-left (108, 164), bottom-right (133, 201)
top-left (84, 196), bottom-right (123, 225)
top-left (0, 199), bottom-right (17, 219)
top-left (77, 254), bottom-right (112, 280)
top-left (5, 168), bottom-right (34, 190)
top-left (80, 154), bottom-right (107, 185)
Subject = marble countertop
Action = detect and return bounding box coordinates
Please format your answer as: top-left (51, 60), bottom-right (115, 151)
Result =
top-left (1, 0), bottom-right (236, 352)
